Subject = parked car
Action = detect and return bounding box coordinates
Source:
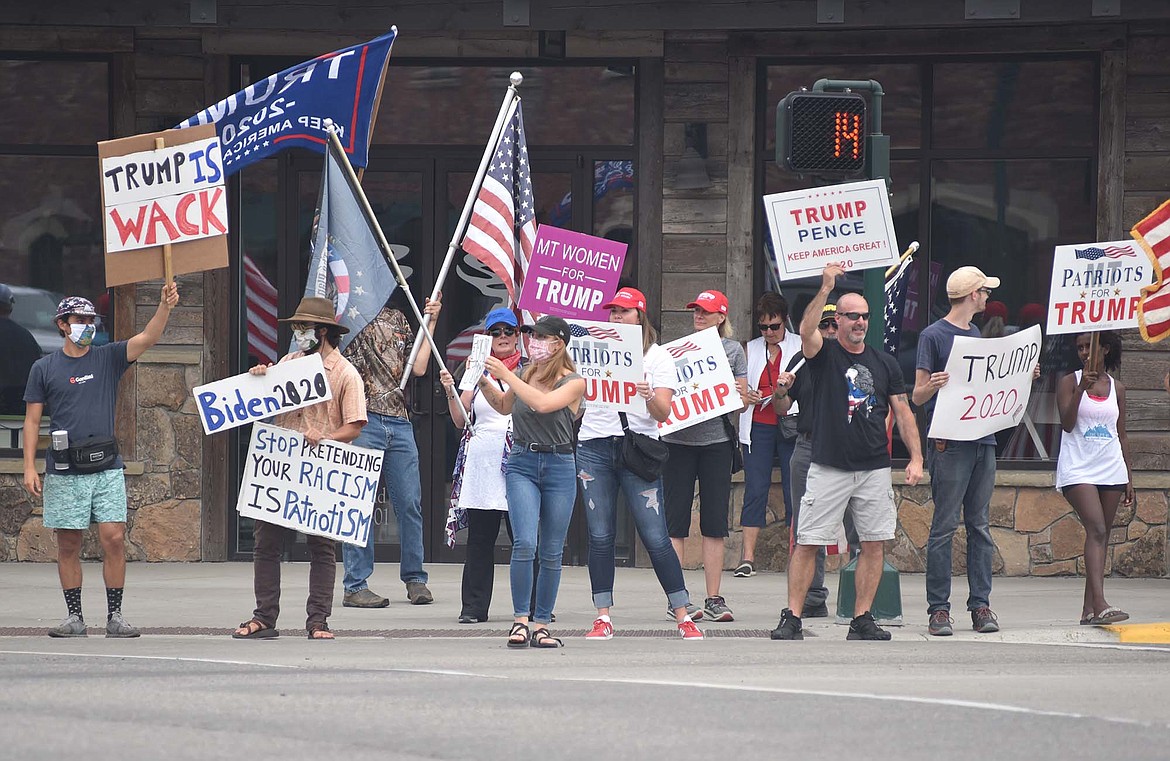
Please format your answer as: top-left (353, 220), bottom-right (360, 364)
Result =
top-left (8, 285), bottom-right (65, 355)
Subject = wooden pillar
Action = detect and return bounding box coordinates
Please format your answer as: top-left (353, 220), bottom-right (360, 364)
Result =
top-left (636, 56), bottom-right (665, 324)
top-left (726, 55), bottom-right (755, 338)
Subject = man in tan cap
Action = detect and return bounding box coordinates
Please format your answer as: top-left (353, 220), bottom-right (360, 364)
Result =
top-left (232, 296), bottom-right (367, 640)
top-left (912, 265), bottom-right (1003, 637)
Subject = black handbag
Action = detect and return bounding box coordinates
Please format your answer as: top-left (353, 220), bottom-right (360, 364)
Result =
top-left (68, 436), bottom-right (119, 474)
top-left (617, 412), bottom-right (669, 482)
top-left (721, 414), bottom-right (744, 474)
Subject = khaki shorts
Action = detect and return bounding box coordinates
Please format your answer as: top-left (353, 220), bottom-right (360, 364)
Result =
top-left (43, 470), bottom-right (127, 529)
top-left (796, 463), bottom-right (895, 544)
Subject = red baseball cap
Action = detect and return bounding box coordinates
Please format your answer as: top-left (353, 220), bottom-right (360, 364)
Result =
top-left (602, 287), bottom-right (647, 311)
top-left (687, 290), bottom-right (729, 315)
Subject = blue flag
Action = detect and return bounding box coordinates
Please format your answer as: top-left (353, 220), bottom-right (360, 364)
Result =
top-left (175, 30), bottom-right (395, 176)
top-left (303, 139), bottom-right (396, 352)
top-left (883, 255), bottom-right (914, 356)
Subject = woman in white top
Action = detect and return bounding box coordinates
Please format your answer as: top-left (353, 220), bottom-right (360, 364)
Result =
top-left (578, 288), bottom-right (703, 641)
top-left (440, 307), bottom-right (523, 624)
top-left (1055, 330), bottom-right (1133, 626)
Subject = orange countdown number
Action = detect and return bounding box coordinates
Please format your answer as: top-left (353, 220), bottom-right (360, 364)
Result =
top-left (834, 111), bottom-right (862, 160)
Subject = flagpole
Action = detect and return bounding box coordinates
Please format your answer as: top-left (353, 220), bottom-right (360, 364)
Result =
top-left (323, 122), bottom-right (472, 430)
top-left (399, 72), bottom-right (524, 390)
top-left (885, 240), bottom-right (920, 279)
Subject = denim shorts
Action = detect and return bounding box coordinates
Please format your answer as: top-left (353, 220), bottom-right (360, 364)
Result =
top-left (42, 470), bottom-right (127, 529)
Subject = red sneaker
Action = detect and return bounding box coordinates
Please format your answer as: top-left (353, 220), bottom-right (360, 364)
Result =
top-left (678, 619), bottom-right (704, 640)
top-left (585, 617), bottom-right (614, 640)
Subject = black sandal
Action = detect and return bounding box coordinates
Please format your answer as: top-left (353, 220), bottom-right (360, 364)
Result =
top-left (530, 627), bottom-right (564, 648)
top-left (507, 622), bottom-right (531, 648)
top-left (307, 623), bottom-right (335, 640)
top-left (232, 618), bottom-right (278, 639)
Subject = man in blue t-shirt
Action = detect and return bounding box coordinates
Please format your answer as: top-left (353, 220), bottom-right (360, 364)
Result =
top-left (771, 264), bottom-right (923, 642)
top-left (23, 283), bottom-right (179, 638)
top-left (912, 265), bottom-right (1004, 637)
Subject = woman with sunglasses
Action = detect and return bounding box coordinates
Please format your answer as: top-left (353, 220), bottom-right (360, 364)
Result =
top-left (735, 291), bottom-right (803, 579)
top-left (1056, 330), bottom-right (1132, 626)
top-left (478, 316), bottom-right (586, 648)
top-left (579, 288), bottom-right (704, 641)
top-left (440, 308), bottom-right (524, 624)
top-left (662, 289), bottom-right (749, 623)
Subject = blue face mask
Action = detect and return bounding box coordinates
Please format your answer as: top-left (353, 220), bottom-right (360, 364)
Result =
top-left (68, 323), bottom-right (96, 347)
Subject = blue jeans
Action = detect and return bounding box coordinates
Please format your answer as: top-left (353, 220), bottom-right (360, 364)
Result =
top-left (926, 441), bottom-right (997, 613)
top-left (789, 434), bottom-right (827, 607)
top-left (577, 438), bottom-right (690, 611)
top-left (742, 422), bottom-right (795, 526)
top-left (342, 412), bottom-right (427, 593)
top-left (506, 448), bottom-right (577, 623)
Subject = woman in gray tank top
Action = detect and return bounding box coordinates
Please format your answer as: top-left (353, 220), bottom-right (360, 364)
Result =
top-left (479, 315), bottom-right (586, 648)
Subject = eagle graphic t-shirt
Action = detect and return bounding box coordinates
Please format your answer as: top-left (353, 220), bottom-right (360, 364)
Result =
top-left (805, 340), bottom-right (905, 471)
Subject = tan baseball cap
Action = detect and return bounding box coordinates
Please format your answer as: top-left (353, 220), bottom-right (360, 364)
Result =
top-left (946, 266), bottom-right (1001, 299)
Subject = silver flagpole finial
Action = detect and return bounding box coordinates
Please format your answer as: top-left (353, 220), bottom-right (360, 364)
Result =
top-left (323, 118), bottom-right (335, 133)
top-left (510, 71), bottom-right (523, 87)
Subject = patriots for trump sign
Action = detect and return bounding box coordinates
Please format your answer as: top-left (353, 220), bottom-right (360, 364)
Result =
top-left (1046, 240), bottom-right (1153, 336)
top-left (565, 319), bottom-right (645, 413)
top-left (175, 30), bottom-right (395, 175)
top-left (657, 327), bottom-right (739, 435)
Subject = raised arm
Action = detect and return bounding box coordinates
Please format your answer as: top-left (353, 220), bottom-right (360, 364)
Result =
top-left (127, 281), bottom-right (179, 362)
top-left (1056, 370), bottom-right (1092, 433)
top-left (411, 296), bottom-right (442, 376)
top-left (800, 264), bottom-right (844, 360)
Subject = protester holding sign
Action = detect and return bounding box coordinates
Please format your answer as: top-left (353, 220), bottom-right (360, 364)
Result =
top-left (1056, 331), bottom-right (1132, 626)
top-left (577, 288), bottom-right (703, 641)
top-left (663, 290), bottom-right (748, 623)
top-left (22, 284), bottom-right (178, 638)
top-left (232, 296), bottom-right (366, 641)
top-left (736, 292), bottom-right (803, 578)
top-left (477, 315), bottom-right (586, 649)
top-left (440, 307), bottom-right (524, 624)
top-left (771, 265), bottom-right (922, 642)
top-left (912, 266), bottom-right (1004, 637)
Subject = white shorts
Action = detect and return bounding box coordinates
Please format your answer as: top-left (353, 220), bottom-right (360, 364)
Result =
top-left (796, 463), bottom-right (895, 544)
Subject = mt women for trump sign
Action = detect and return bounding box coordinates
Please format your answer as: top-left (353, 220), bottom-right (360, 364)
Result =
top-left (237, 423), bottom-right (381, 546)
top-left (518, 225), bottom-right (627, 320)
top-left (763, 179), bottom-right (899, 281)
top-left (1046, 240), bottom-right (1153, 335)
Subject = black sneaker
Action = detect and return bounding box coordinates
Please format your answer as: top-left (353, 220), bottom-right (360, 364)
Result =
top-left (770, 608), bottom-right (803, 640)
top-left (847, 611), bottom-right (891, 641)
top-left (928, 609), bottom-right (954, 636)
top-left (971, 607), bottom-right (1000, 633)
top-left (802, 601), bottom-right (829, 618)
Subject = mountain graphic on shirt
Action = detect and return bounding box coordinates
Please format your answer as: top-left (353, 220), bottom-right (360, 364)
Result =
top-left (845, 364), bottom-right (875, 424)
top-left (1083, 424), bottom-right (1113, 441)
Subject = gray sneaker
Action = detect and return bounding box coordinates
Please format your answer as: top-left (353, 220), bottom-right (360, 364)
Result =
top-left (47, 614), bottom-right (87, 638)
top-left (105, 612), bottom-right (141, 638)
top-left (666, 603), bottom-right (704, 622)
top-left (343, 588), bottom-right (390, 608)
top-left (405, 582), bottom-right (434, 605)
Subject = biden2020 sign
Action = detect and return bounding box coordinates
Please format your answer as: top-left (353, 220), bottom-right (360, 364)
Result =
top-left (193, 354), bottom-right (333, 435)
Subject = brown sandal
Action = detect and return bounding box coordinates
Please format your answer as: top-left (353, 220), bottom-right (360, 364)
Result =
top-left (307, 623), bottom-right (335, 640)
top-left (232, 618), bottom-right (278, 639)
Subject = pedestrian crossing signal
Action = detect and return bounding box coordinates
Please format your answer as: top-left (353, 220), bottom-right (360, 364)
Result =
top-left (776, 91), bottom-right (867, 175)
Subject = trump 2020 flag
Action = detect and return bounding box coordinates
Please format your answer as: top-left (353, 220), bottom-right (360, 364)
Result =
top-left (175, 29), bottom-right (395, 176)
top-left (304, 138), bottom-right (395, 352)
top-left (1133, 199), bottom-right (1170, 343)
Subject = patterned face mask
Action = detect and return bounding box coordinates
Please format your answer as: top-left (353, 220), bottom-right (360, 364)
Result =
top-left (527, 338), bottom-right (555, 363)
top-left (293, 328), bottom-right (319, 352)
top-left (68, 323), bottom-right (96, 347)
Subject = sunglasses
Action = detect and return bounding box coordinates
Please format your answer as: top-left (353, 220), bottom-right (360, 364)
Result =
top-left (977, 287), bottom-right (993, 296)
top-left (818, 319), bottom-right (838, 330)
top-left (838, 311), bottom-right (870, 321)
top-left (488, 327), bottom-right (517, 337)
top-left (757, 322), bottom-right (785, 332)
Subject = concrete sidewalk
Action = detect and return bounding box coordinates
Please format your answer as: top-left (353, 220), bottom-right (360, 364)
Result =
top-left (2, 561), bottom-right (1169, 642)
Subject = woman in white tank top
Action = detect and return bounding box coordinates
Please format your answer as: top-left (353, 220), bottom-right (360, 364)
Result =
top-left (1055, 331), bottom-right (1132, 626)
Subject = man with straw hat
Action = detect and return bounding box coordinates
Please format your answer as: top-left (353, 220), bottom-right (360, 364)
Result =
top-left (232, 296), bottom-right (367, 640)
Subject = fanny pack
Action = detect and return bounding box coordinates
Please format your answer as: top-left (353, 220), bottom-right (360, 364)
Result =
top-left (68, 436), bottom-right (119, 474)
top-left (618, 412), bottom-right (669, 482)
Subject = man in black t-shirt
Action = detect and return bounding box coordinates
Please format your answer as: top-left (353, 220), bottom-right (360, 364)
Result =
top-left (770, 264), bottom-right (923, 642)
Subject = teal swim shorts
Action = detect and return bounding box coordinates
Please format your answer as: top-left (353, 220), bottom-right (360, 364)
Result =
top-left (42, 470), bottom-right (128, 529)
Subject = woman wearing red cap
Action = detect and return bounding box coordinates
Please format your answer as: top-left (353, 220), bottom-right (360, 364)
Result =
top-left (662, 289), bottom-right (748, 623)
top-left (578, 287), bottom-right (704, 641)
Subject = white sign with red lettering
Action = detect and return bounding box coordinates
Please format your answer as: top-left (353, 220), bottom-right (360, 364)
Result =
top-left (1046, 240), bottom-right (1154, 336)
top-left (565, 319), bottom-right (645, 413)
top-left (928, 326), bottom-right (1041, 441)
top-left (101, 135), bottom-right (227, 253)
top-left (763, 179), bottom-right (899, 281)
top-left (657, 327), bottom-right (739, 435)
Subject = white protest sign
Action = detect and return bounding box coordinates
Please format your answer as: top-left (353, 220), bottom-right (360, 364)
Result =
top-left (657, 327), bottom-right (740, 435)
top-left (236, 423), bottom-right (381, 546)
top-left (763, 179), bottom-right (899, 281)
top-left (566, 319), bottom-right (645, 413)
top-left (927, 326), bottom-right (1042, 441)
top-left (193, 354), bottom-right (333, 435)
top-left (1046, 240), bottom-right (1154, 336)
top-left (458, 334), bottom-right (494, 391)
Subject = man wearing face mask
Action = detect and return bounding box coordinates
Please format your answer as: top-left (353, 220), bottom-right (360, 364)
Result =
top-left (22, 283), bottom-right (179, 638)
top-left (233, 296), bottom-right (367, 640)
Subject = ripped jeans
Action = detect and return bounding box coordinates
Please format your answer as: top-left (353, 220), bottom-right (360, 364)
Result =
top-left (577, 437), bottom-right (691, 611)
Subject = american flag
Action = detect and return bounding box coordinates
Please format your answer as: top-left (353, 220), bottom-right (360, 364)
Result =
top-left (243, 254), bottom-right (278, 364)
top-left (1076, 245), bottom-right (1135, 261)
top-left (569, 324), bottom-right (621, 341)
top-left (445, 324), bottom-right (480, 367)
top-left (883, 254), bottom-right (914, 355)
top-left (461, 101), bottom-right (537, 325)
top-left (667, 340), bottom-right (701, 359)
top-left (1133, 199), bottom-right (1170, 342)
